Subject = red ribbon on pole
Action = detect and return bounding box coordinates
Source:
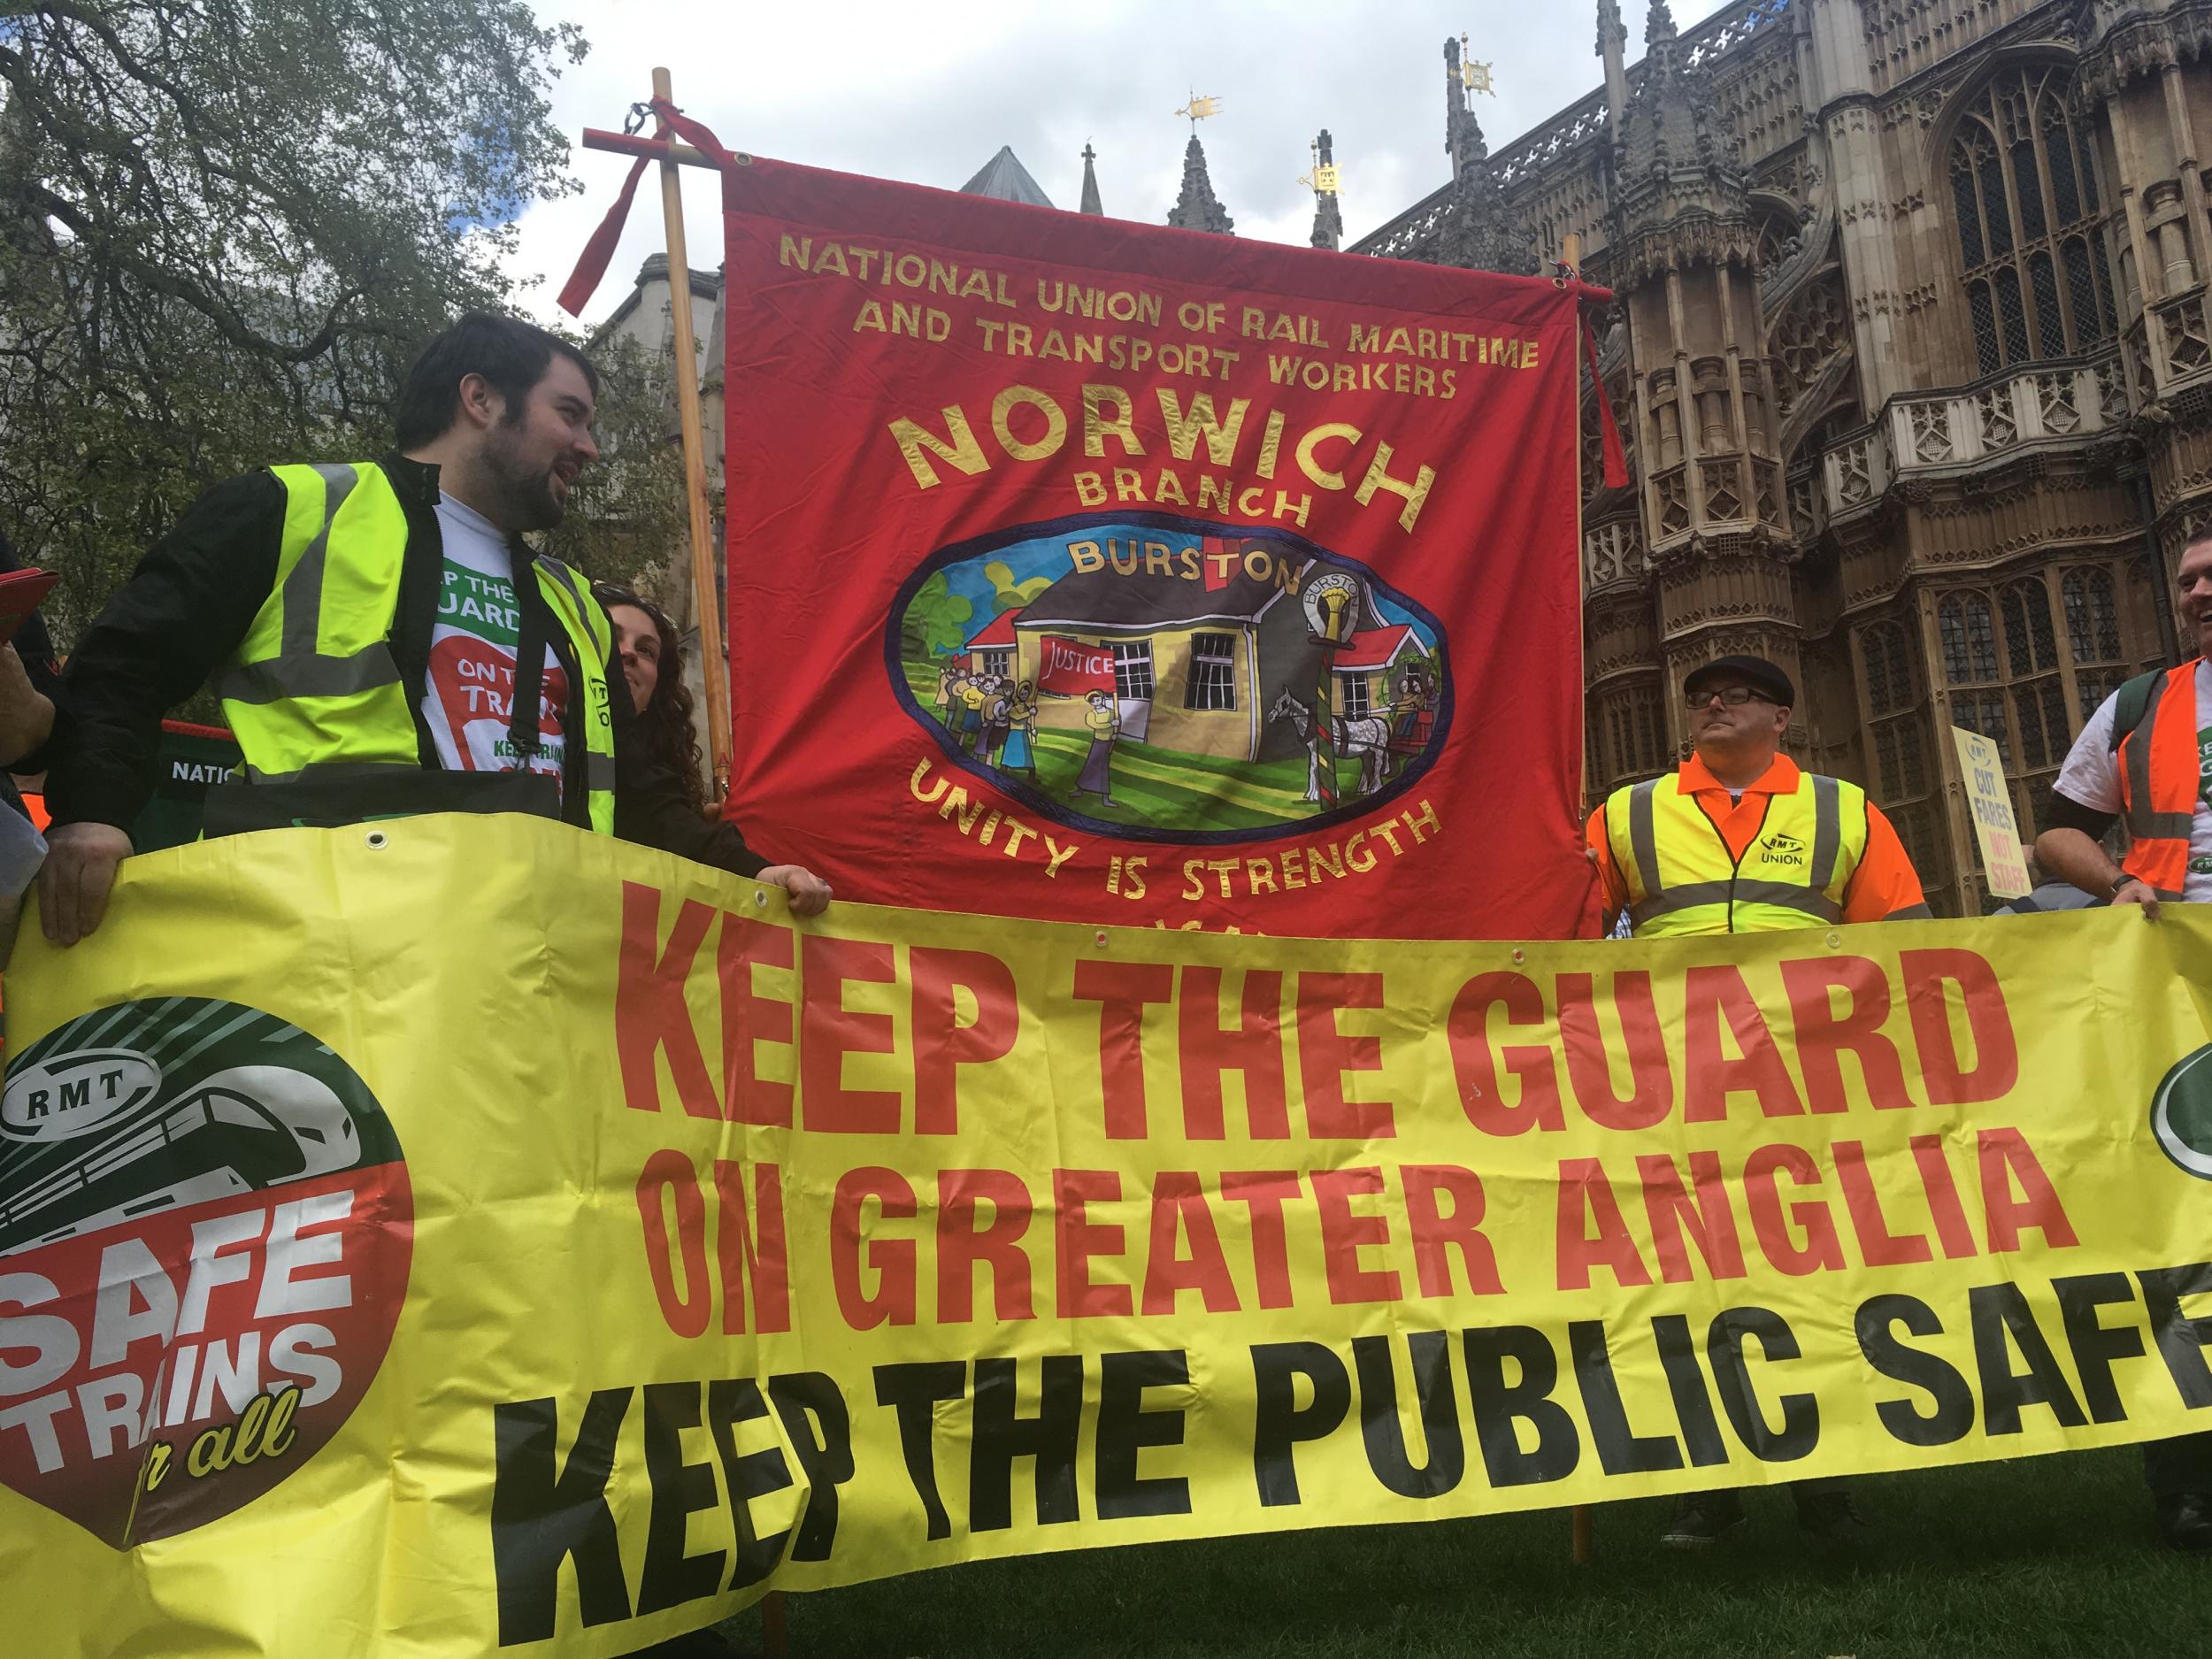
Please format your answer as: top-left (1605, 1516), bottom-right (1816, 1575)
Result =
top-left (1581, 313), bottom-right (1629, 490)
top-left (557, 97), bottom-right (737, 318)
top-left (557, 155), bottom-right (647, 318)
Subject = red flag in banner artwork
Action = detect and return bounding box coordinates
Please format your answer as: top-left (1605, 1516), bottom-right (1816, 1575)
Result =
top-left (1036, 636), bottom-right (1116, 698)
top-left (716, 157), bottom-right (1594, 939)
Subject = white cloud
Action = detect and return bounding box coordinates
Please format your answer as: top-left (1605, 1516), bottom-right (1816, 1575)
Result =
top-left (517, 0), bottom-right (1739, 326)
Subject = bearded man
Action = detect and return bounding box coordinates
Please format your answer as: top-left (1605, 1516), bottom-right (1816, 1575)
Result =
top-left (40, 312), bottom-right (828, 944)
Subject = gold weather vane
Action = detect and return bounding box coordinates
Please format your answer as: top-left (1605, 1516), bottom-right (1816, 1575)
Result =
top-left (1459, 35), bottom-right (1496, 95)
top-left (1176, 91), bottom-right (1224, 127)
top-left (1299, 140), bottom-right (1341, 196)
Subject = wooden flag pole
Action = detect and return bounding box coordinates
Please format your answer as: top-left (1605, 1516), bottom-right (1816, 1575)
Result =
top-left (1559, 225), bottom-right (1597, 1572)
top-left (643, 83), bottom-right (791, 1659)
top-left (626, 79), bottom-right (780, 1652)
top-left (649, 66), bottom-right (735, 801)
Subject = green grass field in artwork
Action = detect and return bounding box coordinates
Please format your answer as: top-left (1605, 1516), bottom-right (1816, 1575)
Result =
top-left (910, 687), bottom-right (1387, 834)
top-left (714, 1449), bottom-right (2208, 1657)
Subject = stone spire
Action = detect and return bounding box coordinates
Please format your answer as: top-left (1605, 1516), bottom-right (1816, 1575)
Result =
top-left (1613, 0), bottom-right (1747, 246)
top-left (1443, 35), bottom-right (1477, 182)
top-left (1605, 0), bottom-right (1796, 715)
top-left (1166, 134), bottom-right (1234, 234)
top-left (1617, 0), bottom-right (1740, 191)
top-left (1437, 37), bottom-right (1533, 274)
top-left (1596, 0), bottom-right (1629, 143)
top-left (1309, 129), bottom-right (1344, 251)
top-left (1079, 142), bottom-right (1103, 216)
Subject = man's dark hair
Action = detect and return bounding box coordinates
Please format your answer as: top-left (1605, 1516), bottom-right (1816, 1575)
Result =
top-left (394, 312), bottom-right (600, 449)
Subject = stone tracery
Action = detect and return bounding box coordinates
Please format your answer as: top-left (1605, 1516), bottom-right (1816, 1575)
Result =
top-left (1341, 0), bottom-right (2212, 912)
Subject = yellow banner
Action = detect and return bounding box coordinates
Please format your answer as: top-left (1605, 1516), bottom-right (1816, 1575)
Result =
top-left (4, 815), bottom-right (2212, 1655)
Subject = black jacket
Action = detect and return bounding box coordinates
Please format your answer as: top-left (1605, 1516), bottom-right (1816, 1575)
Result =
top-left (48, 454), bottom-right (766, 876)
top-left (0, 526), bottom-right (64, 822)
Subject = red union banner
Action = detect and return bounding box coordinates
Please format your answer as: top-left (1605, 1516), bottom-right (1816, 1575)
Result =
top-left (718, 158), bottom-right (1594, 937)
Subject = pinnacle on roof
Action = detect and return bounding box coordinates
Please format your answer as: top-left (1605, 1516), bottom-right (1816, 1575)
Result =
top-left (1309, 128), bottom-right (1344, 251)
top-left (1621, 0), bottom-right (1731, 176)
top-left (1079, 142), bottom-right (1103, 217)
top-left (959, 146), bottom-right (1055, 210)
top-left (1166, 134), bottom-right (1234, 235)
top-left (1613, 0), bottom-right (1746, 235)
top-left (1437, 36), bottom-right (1533, 274)
top-left (1595, 0), bottom-right (1625, 55)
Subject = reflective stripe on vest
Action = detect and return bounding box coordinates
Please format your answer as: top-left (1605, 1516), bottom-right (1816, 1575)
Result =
top-left (216, 461), bottom-right (617, 834)
top-left (2116, 661), bottom-right (2200, 902)
top-left (1606, 768), bottom-right (1868, 936)
top-left (533, 551), bottom-right (618, 834)
top-left (216, 462), bottom-right (416, 778)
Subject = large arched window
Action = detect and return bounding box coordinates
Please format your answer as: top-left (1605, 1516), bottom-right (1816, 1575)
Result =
top-left (1950, 65), bottom-right (2114, 375)
top-left (1860, 621), bottom-right (1917, 718)
top-left (2001, 577), bottom-right (2069, 773)
top-left (2062, 565), bottom-right (2129, 710)
top-left (1938, 572), bottom-right (2135, 844)
top-left (1940, 591), bottom-right (2012, 764)
top-left (1593, 681), bottom-right (1669, 795)
top-left (1856, 618), bottom-right (1933, 873)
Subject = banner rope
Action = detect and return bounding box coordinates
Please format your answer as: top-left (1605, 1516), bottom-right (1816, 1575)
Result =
top-left (558, 96), bottom-right (738, 318)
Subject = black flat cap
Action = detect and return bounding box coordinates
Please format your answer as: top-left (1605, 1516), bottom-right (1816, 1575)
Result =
top-left (1684, 654), bottom-right (1794, 706)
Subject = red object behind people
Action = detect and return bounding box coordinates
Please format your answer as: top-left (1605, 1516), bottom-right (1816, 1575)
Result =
top-left (1035, 637), bottom-right (1115, 698)
top-left (716, 157), bottom-right (1597, 938)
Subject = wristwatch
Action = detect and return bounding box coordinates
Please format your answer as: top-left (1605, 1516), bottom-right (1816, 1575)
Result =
top-left (2110, 873), bottom-right (2142, 895)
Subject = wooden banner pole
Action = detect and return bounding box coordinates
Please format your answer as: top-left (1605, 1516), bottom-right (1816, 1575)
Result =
top-left (581, 127), bottom-right (718, 168)
top-left (649, 66), bottom-right (735, 801)
top-left (1560, 226), bottom-right (1597, 1571)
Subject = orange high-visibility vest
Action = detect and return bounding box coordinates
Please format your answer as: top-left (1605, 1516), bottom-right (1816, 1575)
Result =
top-left (2116, 661), bottom-right (2203, 900)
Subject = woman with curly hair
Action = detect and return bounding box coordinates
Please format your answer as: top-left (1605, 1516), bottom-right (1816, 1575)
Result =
top-left (594, 582), bottom-right (713, 818)
top-left (592, 582), bottom-right (828, 918)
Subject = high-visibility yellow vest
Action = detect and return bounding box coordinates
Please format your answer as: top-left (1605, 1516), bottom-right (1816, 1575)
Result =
top-left (211, 461), bottom-right (616, 834)
top-left (1604, 768), bottom-right (1870, 936)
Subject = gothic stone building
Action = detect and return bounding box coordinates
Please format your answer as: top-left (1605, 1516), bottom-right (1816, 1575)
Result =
top-left (1347, 0), bottom-right (2212, 915)
top-left (612, 2), bottom-right (2211, 914)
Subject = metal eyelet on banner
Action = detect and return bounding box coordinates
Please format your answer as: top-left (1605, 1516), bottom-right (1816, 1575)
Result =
top-left (365, 831), bottom-right (389, 851)
top-left (1094, 930), bottom-right (1109, 947)
top-left (1511, 948), bottom-right (1525, 964)
top-left (1824, 930), bottom-right (1842, 949)
top-left (733, 152), bottom-right (754, 166)
top-left (754, 889), bottom-right (768, 908)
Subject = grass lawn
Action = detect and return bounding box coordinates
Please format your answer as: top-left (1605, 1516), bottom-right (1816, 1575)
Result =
top-left (906, 662), bottom-right (1389, 833)
top-left (721, 1450), bottom-right (2208, 1657)
top-left (925, 725), bottom-right (1372, 833)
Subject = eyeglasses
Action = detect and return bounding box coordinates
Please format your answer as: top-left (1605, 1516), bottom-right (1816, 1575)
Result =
top-left (1685, 687), bottom-right (1776, 709)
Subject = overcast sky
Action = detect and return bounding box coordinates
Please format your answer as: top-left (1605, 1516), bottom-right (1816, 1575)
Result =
top-left (521, 0), bottom-right (1736, 327)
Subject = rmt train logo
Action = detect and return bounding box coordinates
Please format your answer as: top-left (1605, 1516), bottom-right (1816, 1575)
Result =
top-left (0, 1000), bottom-right (411, 1545)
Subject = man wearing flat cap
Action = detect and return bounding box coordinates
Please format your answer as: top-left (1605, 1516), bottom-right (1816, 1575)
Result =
top-left (1584, 653), bottom-right (1930, 1546)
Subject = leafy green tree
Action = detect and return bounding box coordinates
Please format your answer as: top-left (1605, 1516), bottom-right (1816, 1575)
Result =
top-left (539, 330), bottom-right (691, 592)
top-left (983, 557), bottom-right (1048, 617)
top-left (0, 2), bottom-right (680, 652)
top-left (901, 571), bottom-right (974, 664)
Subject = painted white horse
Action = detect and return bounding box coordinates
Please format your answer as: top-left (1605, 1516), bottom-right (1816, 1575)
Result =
top-left (1269, 689), bottom-right (1392, 803)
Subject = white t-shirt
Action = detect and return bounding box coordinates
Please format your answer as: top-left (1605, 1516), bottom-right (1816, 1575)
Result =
top-left (419, 495), bottom-right (568, 802)
top-left (2052, 660), bottom-right (2212, 902)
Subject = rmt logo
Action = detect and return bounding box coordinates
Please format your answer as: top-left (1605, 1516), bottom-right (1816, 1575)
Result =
top-left (0, 1000), bottom-right (411, 1547)
top-left (1758, 832), bottom-right (1808, 869)
top-left (3, 1051), bottom-right (159, 1137)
